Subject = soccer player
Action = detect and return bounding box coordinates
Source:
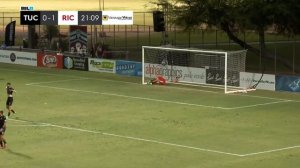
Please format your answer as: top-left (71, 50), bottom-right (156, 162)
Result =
top-left (0, 110), bottom-right (7, 149)
top-left (6, 82), bottom-right (16, 117)
top-left (150, 76), bottom-right (167, 85)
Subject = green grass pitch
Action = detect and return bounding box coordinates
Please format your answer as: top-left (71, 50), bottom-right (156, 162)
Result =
top-left (0, 63), bottom-right (299, 168)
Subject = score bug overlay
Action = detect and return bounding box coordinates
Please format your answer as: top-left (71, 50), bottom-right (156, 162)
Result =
top-left (20, 11), bottom-right (133, 25)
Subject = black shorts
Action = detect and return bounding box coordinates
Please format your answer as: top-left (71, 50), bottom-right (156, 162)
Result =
top-left (6, 97), bottom-right (13, 106)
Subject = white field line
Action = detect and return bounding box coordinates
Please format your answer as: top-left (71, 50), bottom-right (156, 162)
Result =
top-left (8, 118), bottom-right (242, 157)
top-left (0, 67), bottom-right (136, 85)
top-left (26, 84), bottom-right (231, 110)
top-left (237, 94), bottom-right (299, 102)
top-left (25, 78), bottom-right (89, 85)
top-left (240, 145), bottom-right (300, 157)
top-left (1, 67), bottom-right (299, 103)
top-left (9, 124), bottom-right (51, 127)
top-left (9, 118), bottom-right (300, 157)
top-left (27, 84), bottom-right (293, 110)
top-left (228, 100), bottom-right (292, 110)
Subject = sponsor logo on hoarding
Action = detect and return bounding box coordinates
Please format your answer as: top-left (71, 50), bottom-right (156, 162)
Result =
top-left (116, 60), bottom-right (142, 76)
top-left (116, 63), bottom-right (136, 71)
top-left (64, 57), bottom-right (73, 69)
top-left (10, 53), bottom-right (16, 62)
top-left (240, 72), bottom-right (275, 91)
top-left (43, 55), bottom-right (57, 67)
top-left (90, 60), bottom-right (114, 69)
top-left (145, 63), bottom-right (183, 79)
top-left (288, 79), bottom-right (300, 91)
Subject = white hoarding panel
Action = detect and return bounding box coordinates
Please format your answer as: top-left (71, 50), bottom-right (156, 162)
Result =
top-left (240, 72), bottom-right (275, 91)
top-left (144, 63), bottom-right (206, 84)
top-left (0, 50), bottom-right (37, 66)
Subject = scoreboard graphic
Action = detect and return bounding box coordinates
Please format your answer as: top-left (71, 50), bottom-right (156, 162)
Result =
top-left (20, 11), bottom-right (133, 25)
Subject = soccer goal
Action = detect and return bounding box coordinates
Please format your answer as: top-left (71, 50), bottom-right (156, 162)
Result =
top-left (142, 46), bottom-right (256, 94)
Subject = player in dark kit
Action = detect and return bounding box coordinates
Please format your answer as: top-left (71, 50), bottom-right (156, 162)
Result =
top-left (0, 110), bottom-right (7, 149)
top-left (6, 82), bottom-right (16, 117)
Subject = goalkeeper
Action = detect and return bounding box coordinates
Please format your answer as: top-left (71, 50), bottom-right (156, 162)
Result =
top-left (150, 76), bottom-right (166, 85)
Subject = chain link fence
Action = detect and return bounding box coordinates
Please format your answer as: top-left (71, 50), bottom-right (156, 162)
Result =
top-left (1, 12), bottom-right (299, 75)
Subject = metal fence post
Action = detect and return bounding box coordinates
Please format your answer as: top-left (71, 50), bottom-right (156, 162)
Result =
top-left (137, 25), bottom-right (139, 49)
top-left (125, 25), bottom-right (127, 50)
top-left (113, 25), bottom-right (116, 47)
top-left (274, 47), bottom-right (277, 74)
top-left (293, 39), bottom-right (296, 74)
top-left (148, 26), bottom-right (151, 45)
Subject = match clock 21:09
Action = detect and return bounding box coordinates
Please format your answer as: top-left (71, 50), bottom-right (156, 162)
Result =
top-left (78, 11), bottom-right (102, 25)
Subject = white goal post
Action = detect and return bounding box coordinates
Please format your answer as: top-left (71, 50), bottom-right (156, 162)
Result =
top-left (142, 46), bottom-right (256, 94)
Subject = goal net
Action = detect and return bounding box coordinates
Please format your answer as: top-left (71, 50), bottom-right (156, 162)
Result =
top-left (142, 46), bottom-right (255, 94)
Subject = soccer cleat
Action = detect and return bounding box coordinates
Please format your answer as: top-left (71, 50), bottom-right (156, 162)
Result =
top-left (11, 109), bottom-right (16, 114)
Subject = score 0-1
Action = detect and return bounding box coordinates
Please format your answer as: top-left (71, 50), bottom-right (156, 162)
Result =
top-left (40, 11), bottom-right (58, 25)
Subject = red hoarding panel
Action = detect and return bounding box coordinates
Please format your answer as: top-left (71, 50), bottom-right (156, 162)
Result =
top-left (37, 52), bottom-right (63, 68)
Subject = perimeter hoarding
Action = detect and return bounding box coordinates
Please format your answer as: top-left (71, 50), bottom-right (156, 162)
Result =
top-left (0, 50), bottom-right (37, 66)
top-left (88, 58), bottom-right (116, 73)
top-left (240, 72), bottom-right (275, 91)
top-left (276, 75), bottom-right (300, 92)
top-left (37, 52), bottom-right (63, 68)
top-left (116, 60), bottom-right (142, 76)
top-left (63, 56), bottom-right (88, 71)
top-left (144, 63), bottom-right (206, 83)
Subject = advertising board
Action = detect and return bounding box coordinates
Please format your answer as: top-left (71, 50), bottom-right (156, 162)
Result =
top-left (37, 52), bottom-right (63, 68)
top-left (63, 56), bottom-right (88, 71)
top-left (88, 58), bottom-right (116, 73)
top-left (116, 60), bottom-right (142, 76)
top-left (0, 50), bottom-right (37, 66)
top-left (144, 63), bottom-right (206, 83)
top-left (240, 72), bottom-right (275, 91)
top-left (276, 75), bottom-right (300, 92)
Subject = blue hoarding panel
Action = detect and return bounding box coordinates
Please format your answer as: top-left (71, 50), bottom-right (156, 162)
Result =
top-left (116, 60), bottom-right (142, 76)
top-left (276, 75), bottom-right (300, 92)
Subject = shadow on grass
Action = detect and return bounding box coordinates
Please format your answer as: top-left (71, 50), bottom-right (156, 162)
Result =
top-left (4, 148), bottom-right (33, 160)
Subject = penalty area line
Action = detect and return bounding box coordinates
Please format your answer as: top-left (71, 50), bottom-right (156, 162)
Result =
top-left (25, 78), bottom-right (89, 85)
top-left (27, 84), bottom-right (231, 110)
top-left (227, 100), bottom-right (292, 110)
top-left (27, 84), bottom-right (292, 110)
top-left (240, 145), bottom-right (300, 157)
top-left (9, 118), bottom-right (242, 157)
top-left (9, 118), bottom-right (300, 157)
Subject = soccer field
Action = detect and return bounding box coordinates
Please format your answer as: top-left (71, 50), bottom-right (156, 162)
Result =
top-left (0, 63), bottom-right (299, 168)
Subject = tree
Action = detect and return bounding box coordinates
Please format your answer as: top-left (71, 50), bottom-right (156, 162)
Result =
top-left (43, 25), bottom-right (59, 43)
top-left (159, 0), bottom-right (300, 71)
